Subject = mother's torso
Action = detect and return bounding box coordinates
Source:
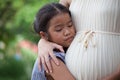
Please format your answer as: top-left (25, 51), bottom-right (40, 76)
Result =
top-left (70, 0), bottom-right (120, 33)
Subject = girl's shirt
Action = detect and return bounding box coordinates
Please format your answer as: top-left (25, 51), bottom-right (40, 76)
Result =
top-left (31, 51), bottom-right (65, 80)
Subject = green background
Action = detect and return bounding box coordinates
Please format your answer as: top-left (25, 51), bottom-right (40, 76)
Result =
top-left (0, 0), bottom-right (58, 80)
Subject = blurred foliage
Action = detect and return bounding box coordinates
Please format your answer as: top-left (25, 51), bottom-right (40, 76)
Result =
top-left (0, 0), bottom-right (58, 44)
top-left (0, 0), bottom-right (58, 80)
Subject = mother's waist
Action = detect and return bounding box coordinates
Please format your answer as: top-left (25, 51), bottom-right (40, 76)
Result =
top-left (76, 30), bottom-right (120, 49)
top-left (77, 30), bottom-right (120, 36)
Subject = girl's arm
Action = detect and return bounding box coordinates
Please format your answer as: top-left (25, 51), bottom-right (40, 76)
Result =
top-left (38, 38), bottom-right (64, 73)
top-left (49, 58), bottom-right (75, 80)
top-left (31, 58), bottom-right (46, 80)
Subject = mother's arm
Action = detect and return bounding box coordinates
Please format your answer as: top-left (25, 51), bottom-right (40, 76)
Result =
top-left (49, 58), bottom-right (120, 80)
top-left (49, 58), bottom-right (75, 80)
top-left (102, 66), bottom-right (120, 80)
top-left (59, 0), bottom-right (71, 8)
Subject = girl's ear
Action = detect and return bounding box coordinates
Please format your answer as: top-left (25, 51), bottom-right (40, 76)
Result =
top-left (39, 31), bottom-right (48, 40)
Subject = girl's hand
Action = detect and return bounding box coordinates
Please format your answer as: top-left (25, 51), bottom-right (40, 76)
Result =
top-left (38, 38), bottom-right (64, 73)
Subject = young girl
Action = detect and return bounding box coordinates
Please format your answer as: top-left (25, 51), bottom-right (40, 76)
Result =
top-left (31, 3), bottom-right (76, 80)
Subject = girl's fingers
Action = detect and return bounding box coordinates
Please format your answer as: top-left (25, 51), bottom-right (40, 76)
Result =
top-left (52, 43), bottom-right (64, 53)
top-left (38, 57), bottom-right (42, 71)
top-left (41, 57), bottom-right (49, 73)
top-left (49, 50), bottom-right (59, 66)
top-left (44, 55), bottom-right (52, 73)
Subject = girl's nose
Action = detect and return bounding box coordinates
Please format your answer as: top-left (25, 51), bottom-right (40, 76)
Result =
top-left (64, 29), bottom-right (70, 36)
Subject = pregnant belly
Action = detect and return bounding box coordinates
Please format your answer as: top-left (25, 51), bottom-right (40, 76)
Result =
top-left (65, 32), bottom-right (120, 80)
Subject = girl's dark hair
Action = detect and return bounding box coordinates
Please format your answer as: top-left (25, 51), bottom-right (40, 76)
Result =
top-left (34, 3), bottom-right (71, 34)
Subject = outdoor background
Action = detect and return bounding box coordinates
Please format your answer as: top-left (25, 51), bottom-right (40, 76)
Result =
top-left (0, 0), bottom-right (58, 80)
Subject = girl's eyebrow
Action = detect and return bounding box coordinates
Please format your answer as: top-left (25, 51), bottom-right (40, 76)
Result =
top-left (54, 24), bottom-right (64, 28)
top-left (54, 19), bottom-right (72, 28)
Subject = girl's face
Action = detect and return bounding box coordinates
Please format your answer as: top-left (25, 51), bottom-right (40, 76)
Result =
top-left (47, 13), bottom-right (76, 48)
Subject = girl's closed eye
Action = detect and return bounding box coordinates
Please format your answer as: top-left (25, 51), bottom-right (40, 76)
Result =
top-left (67, 21), bottom-right (73, 28)
top-left (55, 26), bottom-right (63, 32)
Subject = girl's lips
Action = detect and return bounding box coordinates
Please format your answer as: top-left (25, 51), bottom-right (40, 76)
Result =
top-left (65, 36), bottom-right (74, 42)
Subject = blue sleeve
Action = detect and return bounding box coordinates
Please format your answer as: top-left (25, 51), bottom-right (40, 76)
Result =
top-left (31, 52), bottom-right (65, 80)
top-left (31, 58), bottom-right (46, 80)
top-left (53, 51), bottom-right (65, 63)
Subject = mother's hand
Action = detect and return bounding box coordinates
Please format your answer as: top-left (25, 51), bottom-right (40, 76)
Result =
top-left (38, 38), bottom-right (64, 73)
